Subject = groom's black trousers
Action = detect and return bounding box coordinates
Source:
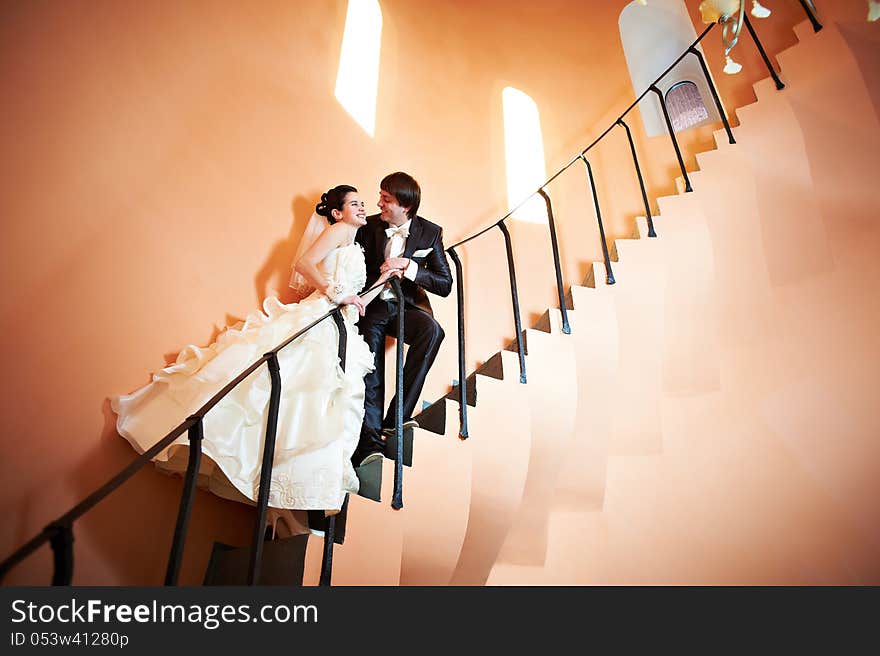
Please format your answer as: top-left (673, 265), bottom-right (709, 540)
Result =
top-left (357, 298), bottom-right (444, 453)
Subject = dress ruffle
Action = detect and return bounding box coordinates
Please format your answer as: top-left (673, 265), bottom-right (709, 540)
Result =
top-left (111, 243), bottom-right (373, 511)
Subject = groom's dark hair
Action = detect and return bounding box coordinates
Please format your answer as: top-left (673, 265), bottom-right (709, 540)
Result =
top-left (381, 172), bottom-right (420, 220)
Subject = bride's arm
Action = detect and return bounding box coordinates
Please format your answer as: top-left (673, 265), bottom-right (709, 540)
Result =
top-left (294, 224), bottom-right (367, 315)
top-left (294, 224), bottom-right (400, 314)
top-left (293, 223), bottom-right (347, 295)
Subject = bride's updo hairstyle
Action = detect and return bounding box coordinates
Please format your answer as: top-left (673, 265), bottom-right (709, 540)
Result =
top-left (315, 185), bottom-right (357, 224)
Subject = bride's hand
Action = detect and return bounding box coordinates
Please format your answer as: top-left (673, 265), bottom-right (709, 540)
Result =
top-left (378, 268), bottom-right (404, 284)
top-left (339, 294), bottom-right (366, 316)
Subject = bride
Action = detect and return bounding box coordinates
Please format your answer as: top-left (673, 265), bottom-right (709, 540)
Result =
top-left (112, 185), bottom-right (401, 519)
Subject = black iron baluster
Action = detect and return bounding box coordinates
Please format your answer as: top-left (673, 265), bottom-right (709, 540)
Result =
top-left (164, 416), bottom-right (204, 585)
top-left (390, 278), bottom-right (405, 510)
top-left (616, 119), bottom-right (657, 238)
top-left (497, 221), bottom-right (527, 383)
top-left (536, 189), bottom-right (571, 334)
top-left (743, 13), bottom-right (786, 90)
top-left (247, 352), bottom-right (282, 585)
top-left (798, 0), bottom-right (823, 32)
top-left (318, 513), bottom-right (337, 586)
top-left (318, 308), bottom-right (348, 587)
top-left (45, 521), bottom-right (73, 586)
top-left (447, 247), bottom-right (469, 439)
top-left (578, 156), bottom-right (617, 285)
top-left (688, 47), bottom-right (736, 144)
top-left (648, 87), bottom-right (693, 193)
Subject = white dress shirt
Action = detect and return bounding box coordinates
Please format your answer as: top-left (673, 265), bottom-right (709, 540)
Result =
top-left (381, 219), bottom-right (419, 299)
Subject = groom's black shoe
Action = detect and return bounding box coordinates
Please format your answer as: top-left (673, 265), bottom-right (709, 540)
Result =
top-left (381, 419), bottom-right (419, 438)
top-left (358, 451), bottom-right (384, 467)
top-left (352, 440), bottom-right (385, 468)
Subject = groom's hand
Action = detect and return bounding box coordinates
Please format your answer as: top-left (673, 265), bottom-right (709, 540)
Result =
top-left (381, 257), bottom-right (410, 274)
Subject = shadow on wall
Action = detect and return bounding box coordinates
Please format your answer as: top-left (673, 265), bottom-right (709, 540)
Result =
top-left (255, 193), bottom-right (323, 307)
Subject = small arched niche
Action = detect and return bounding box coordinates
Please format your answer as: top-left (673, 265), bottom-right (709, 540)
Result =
top-left (619, 0), bottom-right (721, 136)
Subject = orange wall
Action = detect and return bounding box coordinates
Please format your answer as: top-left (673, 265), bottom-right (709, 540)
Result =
top-left (0, 0), bottom-right (863, 584)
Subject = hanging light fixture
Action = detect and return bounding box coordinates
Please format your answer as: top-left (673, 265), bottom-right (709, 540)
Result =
top-left (697, 1), bottom-right (773, 75)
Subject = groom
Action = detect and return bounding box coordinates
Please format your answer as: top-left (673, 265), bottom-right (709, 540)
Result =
top-left (353, 171), bottom-right (453, 466)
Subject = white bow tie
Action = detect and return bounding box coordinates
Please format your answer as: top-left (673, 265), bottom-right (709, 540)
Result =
top-left (385, 224), bottom-right (410, 239)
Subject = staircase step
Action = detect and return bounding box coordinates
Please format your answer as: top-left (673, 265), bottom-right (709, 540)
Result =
top-left (713, 126), bottom-right (737, 149)
top-left (447, 373), bottom-right (477, 407)
top-left (203, 534), bottom-right (309, 586)
top-left (752, 75), bottom-right (784, 104)
top-left (793, 17), bottom-right (820, 44)
top-left (354, 457), bottom-right (383, 502)
top-left (412, 397), bottom-right (448, 435)
top-left (383, 425), bottom-right (414, 467)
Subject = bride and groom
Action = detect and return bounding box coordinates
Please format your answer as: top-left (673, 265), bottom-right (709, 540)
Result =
top-left (112, 171), bottom-right (452, 520)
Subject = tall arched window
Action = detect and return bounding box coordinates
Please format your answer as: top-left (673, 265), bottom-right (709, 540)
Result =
top-left (666, 81), bottom-right (710, 132)
top-left (335, 0), bottom-right (383, 137)
top-left (502, 87), bottom-right (548, 224)
top-left (619, 0), bottom-right (721, 137)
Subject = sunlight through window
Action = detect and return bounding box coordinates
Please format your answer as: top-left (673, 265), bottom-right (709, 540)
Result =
top-left (334, 0), bottom-right (382, 137)
top-left (502, 87), bottom-right (548, 224)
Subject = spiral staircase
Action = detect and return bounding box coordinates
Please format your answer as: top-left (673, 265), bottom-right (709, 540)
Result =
top-left (295, 16), bottom-right (880, 585)
top-left (3, 8), bottom-right (878, 588)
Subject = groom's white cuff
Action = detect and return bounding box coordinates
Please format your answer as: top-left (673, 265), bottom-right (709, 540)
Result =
top-left (404, 259), bottom-right (418, 281)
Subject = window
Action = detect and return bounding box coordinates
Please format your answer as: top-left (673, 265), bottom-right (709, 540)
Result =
top-left (334, 0), bottom-right (383, 137)
top-left (502, 87), bottom-right (548, 224)
top-left (666, 81), bottom-right (710, 132)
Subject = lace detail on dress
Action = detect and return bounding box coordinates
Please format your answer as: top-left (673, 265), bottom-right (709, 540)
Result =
top-left (266, 470), bottom-right (354, 510)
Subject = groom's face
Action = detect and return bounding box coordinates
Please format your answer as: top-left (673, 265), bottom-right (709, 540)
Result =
top-left (378, 190), bottom-right (410, 226)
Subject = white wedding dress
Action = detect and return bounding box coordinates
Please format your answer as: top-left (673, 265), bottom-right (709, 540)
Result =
top-left (112, 242), bottom-right (373, 512)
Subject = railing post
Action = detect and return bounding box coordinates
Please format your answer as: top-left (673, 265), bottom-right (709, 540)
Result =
top-left (497, 221), bottom-right (527, 384)
top-left (317, 308), bottom-right (349, 586)
top-left (743, 13), bottom-right (786, 90)
top-left (798, 0), bottom-right (823, 32)
top-left (687, 47), bottom-right (736, 145)
top-left (45, 521), bottom-right (73, 586)
top-left (318, 513), bottom-right (337, 586)
top-left (390, 278), bottom-right (405, 510)
top-left (616, 118), bottom-right (657, 238)
top-left (648, 87), bottom-right (693, 193)
top-left (578, 156), bottom-right (617, 285)
top-left (536, 189), bottom-right (571, 334)
top-left (164, 416), bottom-right (203, 585)
top-left (447, 247), bottom-right (469, 439)
top-left (247, 352), bottom-right (282, 585)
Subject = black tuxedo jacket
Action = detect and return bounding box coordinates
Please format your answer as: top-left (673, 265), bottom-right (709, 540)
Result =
top-left (356, 214), bottom-right (453, 316)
